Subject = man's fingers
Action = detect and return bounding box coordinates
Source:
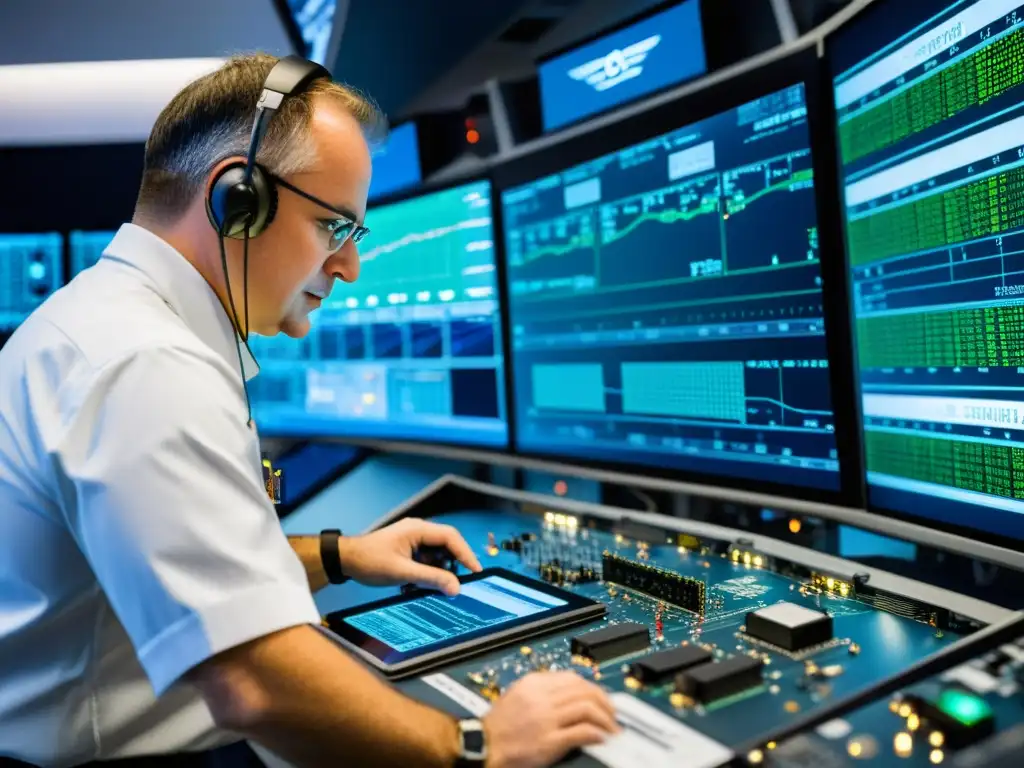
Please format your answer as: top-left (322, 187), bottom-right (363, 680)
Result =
top-left (414, 522), bottom-right (482, 573)
top-left (550, 723), bottom-right (610, 758)
top-left (555, 700), bottom-right (619, 733)
top-left (405, 562), bottom-right (461, 596)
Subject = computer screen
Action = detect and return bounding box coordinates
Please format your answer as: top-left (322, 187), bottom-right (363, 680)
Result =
top-left (285, 0), bottom-right (336, 65)
top-left (249, 179), bottom-right (507, 448)
top-left (832, 0), bottom-right (1024, 541)
top-left (369, 122), bottom-right (422, 202)
top-left (538, 0), bottom-right (707, 133)
top-left (0, 233), bottom-right (63, 331)
top-left (69, 230), bottom-right (116, 276)
top-left (502, 80), bottom-right (841, 492)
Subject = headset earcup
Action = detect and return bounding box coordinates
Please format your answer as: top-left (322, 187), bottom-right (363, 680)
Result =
top-left (206, 162), bottom-right (277, 239)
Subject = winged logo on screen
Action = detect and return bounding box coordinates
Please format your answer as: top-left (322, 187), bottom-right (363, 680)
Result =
top-left (567, 34), bottom-right (661, 93)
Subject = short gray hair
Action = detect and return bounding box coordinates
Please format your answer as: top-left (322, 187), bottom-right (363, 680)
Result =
top-left (135, 53), bottom-right (386, 223)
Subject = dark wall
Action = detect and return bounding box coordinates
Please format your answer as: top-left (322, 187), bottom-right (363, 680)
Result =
top-left (0, 144), bottom-right (145, 233)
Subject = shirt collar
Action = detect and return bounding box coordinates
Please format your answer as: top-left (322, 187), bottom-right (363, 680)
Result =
top-left (101, 223), bottom-right (260, 381)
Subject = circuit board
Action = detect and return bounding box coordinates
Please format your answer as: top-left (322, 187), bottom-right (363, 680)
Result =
top-left (395, 508), bottom-right (961, 750)
top-left (762, 633), bottom-right (1024, 767)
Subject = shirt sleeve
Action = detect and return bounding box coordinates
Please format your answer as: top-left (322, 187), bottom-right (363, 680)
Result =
top-left (50, 345), bottom-right (321, 697)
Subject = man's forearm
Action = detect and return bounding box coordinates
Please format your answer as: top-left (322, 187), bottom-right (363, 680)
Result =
top-left (288, 535), bottom-right (330, 592)
top-left (193, 624), bottom-right (461, 768)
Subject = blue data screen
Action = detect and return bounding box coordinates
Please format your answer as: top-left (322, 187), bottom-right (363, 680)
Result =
top-left (69, 231), bottom-right (116, 276)
top-left (503, 83), bottom-right (841, 491)
top-left (832, 0), bottom-right (1024, 540)
top-left (0, 233), bottom-right (63, 330)
top-left (539, 0), bottom-right (707, 133)
top-left (344, 575), bottom-right (567, 652)
top-left (249, 180), bottom-right (508, 447)
top-left (369, 122), bottom-right (422, 201)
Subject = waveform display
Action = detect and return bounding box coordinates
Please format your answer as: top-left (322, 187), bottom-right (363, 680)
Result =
top-left (248, 179), bottom-right (507, 448)
top-left (847, 166), bottom-right (1024, 266)
top-left (723, 152), bottom-right (817, 272)
top-left (865, 430), bottom-right (1024, 501)
top-left (503, 82), bottom-right (840, 491)
top-left (328, 181), bottom-right (496, 311)
top-left (839, 25), bottom-right (1024, 165)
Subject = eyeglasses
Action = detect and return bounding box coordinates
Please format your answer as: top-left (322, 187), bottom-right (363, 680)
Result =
top-left (269, 173), bottom-right (370, 253)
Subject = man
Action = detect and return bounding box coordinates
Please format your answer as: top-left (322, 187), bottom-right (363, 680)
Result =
top-left (0, 54), bottom-right (617, 767)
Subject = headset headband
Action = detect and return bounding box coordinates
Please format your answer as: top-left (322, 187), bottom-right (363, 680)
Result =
top-left (243, 55), bottom-right (331, 184)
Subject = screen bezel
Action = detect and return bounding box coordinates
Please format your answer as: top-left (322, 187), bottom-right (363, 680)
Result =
top-left (253, 174), bottom-right (513, 454)
top-left (536, 0), bottom-right (709, 135)
top-left (825, 0), bottom-right (1024, 552)
top-left (324, 567), bottom-right (606, 678)
top-left (493, 46), bottom-right (865, 509)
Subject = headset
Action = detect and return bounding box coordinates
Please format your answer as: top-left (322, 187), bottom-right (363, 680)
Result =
top-left (206, 54), bottom-right (331, 239)
top-left (205, 54), bottom-right (331, 426)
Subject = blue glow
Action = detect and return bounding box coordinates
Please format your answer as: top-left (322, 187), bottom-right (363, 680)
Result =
top-left (286, 0), bottom-right (336, 65)
top-left (502, 83), bottom-right (841, 491)
top-left (344, 575), bottom-right (565, 652)
top-left (369, 122), bottom-right (422, 201)
top-left (0, 233), bottom-right (63, 331)
top-left (539, 0), bottom-right (707, 132)
top-left (249, 180), bottom-right (507, 448)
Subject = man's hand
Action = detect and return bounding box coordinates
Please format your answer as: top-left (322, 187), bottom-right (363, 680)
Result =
top-left (484, 671), bottom-right (620, 768)
top-left (338, 518), bottom-right (482, 595)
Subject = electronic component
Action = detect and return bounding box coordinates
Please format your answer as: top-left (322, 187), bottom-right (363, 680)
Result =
top-left (951, 723), bottom-right (1024, 768)
top-left (905, 690), bottom-right (996, 750)
top-left (675, 654), bottom-right (763, 704)
top-left (539, 562), bottom-right (598, 585)
top-left (629, 645), bottom-right (712, 686)
top-left (745, 602), bottom-right (832, 652)
top-left (602, 552), bottom-right (706, 615)
top-left (571, 622), bottom-right (650, 664)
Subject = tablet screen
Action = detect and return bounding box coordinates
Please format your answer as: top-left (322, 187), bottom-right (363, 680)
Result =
top-left (345, 575), bottom-right (568, 652)
top-left (326, 567), bottom-right (605, 677)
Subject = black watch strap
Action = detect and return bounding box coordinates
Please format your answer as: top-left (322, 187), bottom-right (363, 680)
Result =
top-left (320, 529), bottom-right (349, 584)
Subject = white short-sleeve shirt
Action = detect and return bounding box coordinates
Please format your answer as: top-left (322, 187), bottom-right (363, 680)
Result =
top-left (0, 224), bottom-right (321, 766)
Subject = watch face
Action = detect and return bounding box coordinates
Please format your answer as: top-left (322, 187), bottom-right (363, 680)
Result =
top-left (464, 730), bottom-right (485, 753)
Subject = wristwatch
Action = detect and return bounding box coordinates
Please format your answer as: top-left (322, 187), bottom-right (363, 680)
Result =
top-left (454, 718), bottom-right (487, 767)
top-left (319, 528), bottom-right (349, 584)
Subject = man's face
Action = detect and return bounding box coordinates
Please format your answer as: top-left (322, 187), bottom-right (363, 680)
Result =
top-left (245, 96), bottom-right (372, 338)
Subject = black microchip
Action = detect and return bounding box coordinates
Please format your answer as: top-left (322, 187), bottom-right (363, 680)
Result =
top-left (629, 645), bottom-right (712, 685)
top-left (745, 602), bottom-right (833, 652)
top-left (905, 691), bottom-right (996, 750)
top-left (571, 622), bottom-right (650, 663)
top-left (675, 654), bottom-right (763, 704)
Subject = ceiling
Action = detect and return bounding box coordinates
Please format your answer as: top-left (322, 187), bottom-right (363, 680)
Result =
top-left (0, 0), bottom-right (293, 65)
top-left (331, 0), bottom-right (668, 121)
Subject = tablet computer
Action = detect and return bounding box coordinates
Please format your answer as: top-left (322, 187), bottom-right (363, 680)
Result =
top-left (324, 567), bottom-right (607, 679)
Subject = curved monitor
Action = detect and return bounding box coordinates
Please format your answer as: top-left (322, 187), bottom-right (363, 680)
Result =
top-left (830, 0), bottom-right (1024, 545)
top-left (0, 232), bottom-right (63, 332)
top-left (498, 50), bottom-right (859, 502)
top-left (249, 179), bottom-right (508, 449)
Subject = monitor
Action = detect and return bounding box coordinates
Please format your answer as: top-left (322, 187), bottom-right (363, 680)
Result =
top-left (368, 122), bottom-right (422, 202)
top-left (285, 0), bottom-right (336, 65)
top-left (249, 179), bottom-right (507, 448)
top-left (69, 230), bottom-right (116, 276)
top-left (501, 54), bottom-right (848, 497)
top-left (0, 233), bottom-right (63, 331)
top-left (538, 0), bottom-right (707, 133)
top-left (831, 0), bottom-right (1024, 542)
